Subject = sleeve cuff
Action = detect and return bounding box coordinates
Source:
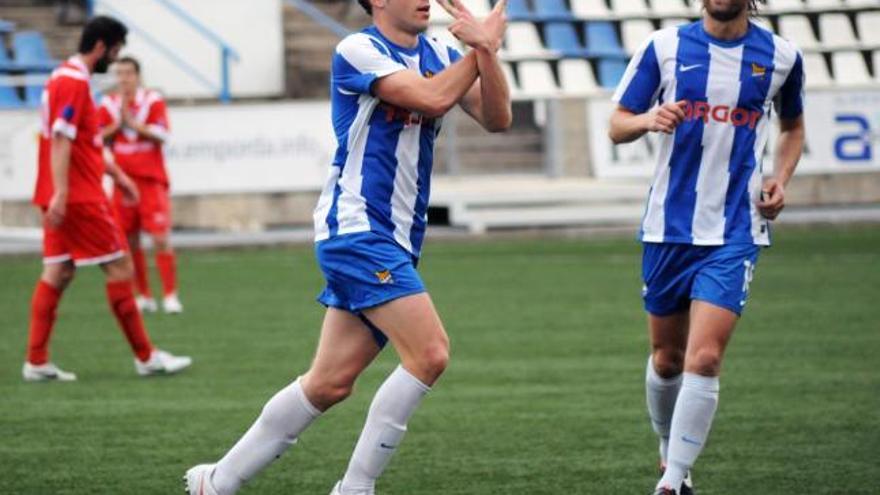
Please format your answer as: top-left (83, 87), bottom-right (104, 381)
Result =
top-left (51, 119), bottom-right (77, 140)
top-left (146, 124), bottom-right (169, 142)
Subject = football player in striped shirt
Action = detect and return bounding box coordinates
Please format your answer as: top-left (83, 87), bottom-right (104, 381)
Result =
top-left (185, 1), bottom-right (511, 494)
top-left (608, 1), bottom-right (805, 493)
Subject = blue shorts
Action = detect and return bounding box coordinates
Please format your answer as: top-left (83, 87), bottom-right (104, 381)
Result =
top-left (642, 242), bottom-right (760, 316)
top-left (316, 232), bottom-right (426, 346)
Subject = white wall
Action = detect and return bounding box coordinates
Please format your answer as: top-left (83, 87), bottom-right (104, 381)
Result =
top-left (0, 101), bottom-right (335, 201)
top-left (94, 0), bottom-right (284, 99)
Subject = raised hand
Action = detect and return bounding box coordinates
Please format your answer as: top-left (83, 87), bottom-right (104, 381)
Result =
top-left (438, 0), bottom-right (491, 50)
top-left (482, 0), bottom-right (508, 52)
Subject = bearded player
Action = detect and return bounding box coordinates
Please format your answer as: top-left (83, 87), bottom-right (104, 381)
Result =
top-left (608, 0), bottom-right (805, 493)
top-left (98, 56), bottom-right (182, 314)
top-left (185, 0), bottom-right (511, 493)
top-left (23, 16), bottom-right (191, 382)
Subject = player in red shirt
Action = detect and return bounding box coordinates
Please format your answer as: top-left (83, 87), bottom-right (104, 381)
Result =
top-left (23, 16), bottom-right (192, 382)
top-left (97, 56), bottom-right (182, 314)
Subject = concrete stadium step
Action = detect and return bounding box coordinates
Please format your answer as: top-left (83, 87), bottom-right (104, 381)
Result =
top-left (431, 176), bottom-right (649, 233)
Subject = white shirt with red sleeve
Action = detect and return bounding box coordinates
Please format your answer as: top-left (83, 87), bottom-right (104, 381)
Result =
top-left (33, 55), bottom-right (107, 207)
top-left (97, 88), bottom-right (170, 184)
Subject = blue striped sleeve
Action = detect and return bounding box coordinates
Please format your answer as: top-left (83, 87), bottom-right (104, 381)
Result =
top-left (333, 34), bottom-right (408, 95)
top-left (612, 38), bottom-right (661, 114)
top-left (776, 52), bottom-right (804, 120)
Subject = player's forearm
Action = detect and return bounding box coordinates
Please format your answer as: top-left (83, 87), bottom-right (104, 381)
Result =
top-left (50, 137), bottom-right (72, 197)
top-left (609, 109), bottom-right (650, 144)
top-left (773, 117), bottom-right (805, 186)
top-left (421, 51), bottom-right (480, 117)
top-left (473, 47), bottom-right (512, 132)
top-left (135, 123), bottom-right (167, 143)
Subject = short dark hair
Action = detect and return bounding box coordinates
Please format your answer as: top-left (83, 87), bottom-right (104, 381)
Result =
top-left (116, 55), bottom-right (140, 74)
top-left (358, 0), bottom-right (372, 15)
top-left (79, 15), bottom-right (127, 54)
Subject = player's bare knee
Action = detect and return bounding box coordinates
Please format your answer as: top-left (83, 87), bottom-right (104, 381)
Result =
top-left (302, 373), bottom-right (354, 409)
top-left (414, 341), bottom-right (450, 383)
top-left (652, 348), bottom-right (684, 377)
top-left (687, 348), bottom-right (722, 377)
top-left (42, 263), bottom-right (76, 290)
top-left (103, 256), bottom-right (133, 281)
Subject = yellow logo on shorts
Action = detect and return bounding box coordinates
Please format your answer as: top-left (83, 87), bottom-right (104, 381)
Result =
top-left (375, 270), bottom-right (394, 285)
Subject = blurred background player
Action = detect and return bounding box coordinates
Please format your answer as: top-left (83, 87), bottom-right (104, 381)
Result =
top-left (97, 56), bottom-right (182, 314)
top-left (184, 0), bottom-right (511, 493)
top-left (23, 15), bottom-right (192, 382)
top-left (608, 0), bottom-right (805, 493)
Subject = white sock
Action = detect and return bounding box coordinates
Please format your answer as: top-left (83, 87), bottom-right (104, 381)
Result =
top-left (211, 378), bottom-right (321, 494)
top-left (645, 356), bottom-right (682, 465)
top-left (339, 365), bottom-right (431, 494)
top-left (657, 373), bottom-right (719, 491)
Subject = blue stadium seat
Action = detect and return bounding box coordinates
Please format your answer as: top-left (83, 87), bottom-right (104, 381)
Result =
top-left (597, 58), bottom-right (628, 88)
top-left (534, 0), bottom-right (575, 21)
top-left (584, 21), bottom-right (627, 58)
top-left (0, 19), bottom-right (15, 34)
top-left (13, 31), bottom-right (57, 71)
top-left (505, 0), bottom-right (535, 21)
top-left (0, 36), bottom-right (17, 71)
top-left (544, 22), bottom-right (589, 58)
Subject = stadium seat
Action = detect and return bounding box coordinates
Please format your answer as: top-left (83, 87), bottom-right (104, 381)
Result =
top-left (517, 60), bottom-right (559, 98)
top-left (611, 0), bottom-right (651, 16)
top-left (804, 0), bottom-right (844, 9)
top-left (649, 0), bottom-right (690, 17)
top-left (585, 21), bottom-right (627, 58)
top-left (874, 51), bottom-right (880, 83)
top-left (505, 0), bottom-right (535, 20)
top-left (462, 0), bottom-right (491, 17)
top-left (13, 31), bottom-right (57, 71)
top-left (831, 51), bottom-right (872, 86)
top-left (847, 0), bottom-right (880, 7)
top-left (856, 12), bottom-right (880, 46)
top-left (544, 22), bottom-right (589, 57)
top-left (558, 58), bottom-right (600, 96)
top-left (535, 0), bottom-right (575, 21)
top-left (819, 14), bottom-right (858, 49)
top-left (0, 19), bottom-right (15, 34)
top-left (0, 82), bottom-right (24, 109)
top-left (597, 57), bottom-right (628, 87)
top-left (661, 18), bottom-right (692, 29)
top-left (505, 22), bottom-right (554, 59)
top-left (765, 0), bottom-right (805, 12)
top-left (622, 20), bottom-right (655, 54)
top-left (802, 52), bottom-right (832, 87)
top-left (570, 0), bottom-right (612, 19)
top-left (778, 15), bottom-right (820, 51)
top-left (501, 61), bottom-right (521, 97)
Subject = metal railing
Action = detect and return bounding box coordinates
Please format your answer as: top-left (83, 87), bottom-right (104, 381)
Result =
top-left (88, 0), bottom-right (240, 102)
top-left (284, 0), bottom-right (352, 38)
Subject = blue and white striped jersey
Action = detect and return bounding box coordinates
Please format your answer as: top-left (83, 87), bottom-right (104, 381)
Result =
top-left (613, 21), bottom-right (804, 246)
top-left (313, 26), bottom-right (462, 257)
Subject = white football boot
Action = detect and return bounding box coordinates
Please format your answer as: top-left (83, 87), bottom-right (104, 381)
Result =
top-left (134, 349), bottom-right (192, 376)
top-left (184, 464), bottom-right (220, 495)
top-left (136, 295), bottom-right (159, 313)
top-left (330, 481), bottom-right (374, 495)
top-left (162, 293), bottom-right (183, 314)
top-left (22, 361), bottom-right (77, 382)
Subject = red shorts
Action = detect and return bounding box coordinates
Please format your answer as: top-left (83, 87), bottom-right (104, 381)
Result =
top-left (43, 201), bottom-right (127, 266)
top-left (113, 177), bottom-right (171, 235)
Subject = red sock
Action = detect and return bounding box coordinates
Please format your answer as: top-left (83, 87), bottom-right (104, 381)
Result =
top-left (106, 280), bottom-right (154, 362)
top-left (132, 249), bottom-right (152, 298)
top-left (26, 280), bottom-right (62, 365)
top-left (155, 251), bottom-right (177, 296)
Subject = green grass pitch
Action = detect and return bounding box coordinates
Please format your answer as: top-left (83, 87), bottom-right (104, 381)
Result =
top-left (1, 226), bottom-right (878, 494)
